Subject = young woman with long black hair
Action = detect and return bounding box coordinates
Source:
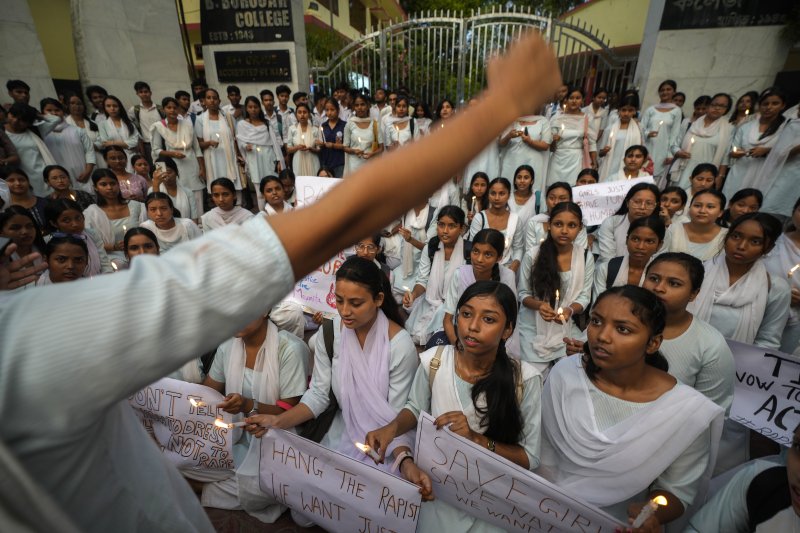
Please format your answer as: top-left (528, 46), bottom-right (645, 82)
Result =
top-left (596, 182), bottom-right (660, 261)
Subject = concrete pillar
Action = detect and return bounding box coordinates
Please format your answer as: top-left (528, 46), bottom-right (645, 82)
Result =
top-left (70, 0), bottom-right (191, 108)
top-left (201, 1), bottom-right (309, 98)
top-left (0, 0), bottom-right (56, 106)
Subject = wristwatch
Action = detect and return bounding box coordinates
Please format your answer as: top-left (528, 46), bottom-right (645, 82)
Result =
top-left (247, 400), bottom-right (259, 417)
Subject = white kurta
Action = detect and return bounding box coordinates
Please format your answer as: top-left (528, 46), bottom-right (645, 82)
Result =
top-left (151, 119), bottom-right (204, 191)
top-left (0, 216), bottom-right (297, 532)
top-left (44, 121), bottom-right (96, 189)
top-left (499, 119), bottom-right (552, 189)
top-left (546, 113), bottom-right (597, 186)
top-left (343, 119), bottom-right (383, 176)
top-left (195, 113), bottom-right (243, 191)
top-left (722, 119), bottom-right (782, 199)
top-left (641, 105), bottom-right (682, 180)
top-left (286, 123), bottom-right (322, 176)
top-left (98, 119), bottom-right (140, 172)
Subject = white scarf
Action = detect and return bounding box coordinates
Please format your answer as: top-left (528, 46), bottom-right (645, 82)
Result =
top-left (688, 255), bottom-right (769, 344)
top-left (402, 205), bottom-right (430, 277)
top-left (751, 117), bottom-right (797, 192)
top-left (668, 222), bottom-right (726, 262)
top-left (426, 237), bottom-right (465, 304)
top-left (386, 117), bottom-right (414, 146)
top-left (598, 119), bottom-right (644, 181)
top-left (531, 243), bottom-right (585, 360)
top-left (82, 204), bottom-right (114, 245)
top-left (200, 111), bottom-right (240, 185)
top-left (202, 206), bottom-right (253, 231)
top-left (428, 346), bottom-right (487, 432)
top-left (766, 234), bottom-right (800, 325)
top-left (263, 201), bottom-right (293, 216)
top-left (152, 119), bottom-right (194, 151)
top-left (612, 215), bottom-right (631, 258)
top-left (681, 115), bottom-right (733, 167)
top-left (224, 321), bottom-right (283, 515)
top-left (610, 254), bottom-right (648, 288)
top-left (144, 219), bottom-right (190, 246)
top-left (336, 311), bottom-right (413, 467)
top-left (540, 355), bottom-right (723, 507)
top-left (24, 129), bottom-right (56, 166)
top-left (731, 117), bottom-right (784, 189)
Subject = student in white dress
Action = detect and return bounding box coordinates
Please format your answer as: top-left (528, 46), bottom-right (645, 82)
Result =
top-left (682, 163), bottom-right (718, 212)
top-left (758, 105), bottom-right (800, 219)
top-left (123, 226), bottom-right (159, 263)
top-left (392, 200), bottom-right (436, 302)
top-left (413, 100), bottom-right (433, 136)
top-left (722, 87), bottom-right (787, 198)
top-left (260, 175), bottom-right (293, 216)
top-left (40, 98), bottom-right (96, 192)
top-left (202, 177), bottom-right (253, 233)
top-left (597, 182), bottom-right (660, 262)
top-left (442, 228), bottom-right (517, 344)
top-left (97, 95), bottom-right (140, 172)
top-left (547, 86), bottom-right (598, 186)
top-left (593, 215), bottom-right (665, 298)
top-left (83, 169), bottom-right (147, 266)
top-left (460, 171), bottom-right (489, 226)
top-left (140, 192), bottom-right (202, 253)
top-left (44, 198), bottom-right (112, 276)
top-left (468, 177), bottom-right (520, 270)
top-left (670, 93), bottom-right (733, 189)
top-left (404, 206), bottom-right (467, 346)
top-left (658, 185), bottom-right (687, 228)
top-left (0, 32), bottom-right (563, 532)
top-left (522, 181), bottom-right (588, 254)
top-left (195, 88), bottom-right (244, 203)
top-left (686, 425), bottom-right (798, 533)
top-left (237, 96), bottom-right (283, 211)
top-left (663, 188), bottom-right (727, 261)
top-left (64, 91), bottom-right (104, 174)
top-left (343, 94), bottom-right (384, 176)
top-left (518, 201), bottom-right (594, 373)
top-left (4, 103), bottom-right (60, 196)
top-left (36, 234), bottom-right (89, 286)
top-left (246, 258), bottom-right (418, 505)
top-left (581, 87), bottom-right (609, 141)
top-left (643, 253), bottom-right (735, 410)
top-left (0, 206), bottom-right (46, 290)
top-left (765, 196), bottom-right (800, 354)
top-left (286, 103), bottom-right (322, 176)
top-left (539, 285), bottom-right (724, 527)
top-left (385, 96), bottom-right (419, 151)
top-left (597, 93), bottom-right (645, 182)
top-left (719, 188), bottom-right (762, 228)
top-left (103, 145), bottom-right (148, 202)
top-left (508, 164), bottom-right (539, 217)
top-left (641, 80), bottom-right (683, 184)
top-left (200, 311), bottom-right (309, 523)
top-left (44, 165), bottom-right (96, 215)
top-left (365, 281), bottom-right (543, 533)
top-left (498, 114), bottom-right (551, 184)
top-left (151, 97), bottom-right (206, 217)
top-left (148, 155), bottom-right (198, 223)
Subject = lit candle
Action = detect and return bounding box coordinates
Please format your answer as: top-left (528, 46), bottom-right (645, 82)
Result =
top-left (182, 140), bottom-right (187, 151)
top-left (626, 174), bottom-right (632, 180)
top-left (122, 225), bottom-right (127, 234)
top-left (732, 145), bottom-right (738, 154)
top-left (189, 398), bottom-right (221, 409)
top-left (355, 442), bottom-right (381, 462)
top-left (402, 285), bottom-right (412, 300)
top-left (111, 263), bottom-right (119, 272)
top-left (689, 136), bottom-right (696, 154)
top-left (632, 495), bottom-right (668, 528)
top-left (560, 123), bottom-right (565, 135)
top-left (69, 193), bottom-right (76, 201)
top-left (789, 264), bottom-right (800, 278)
top-left (471, 195), bottom-right (477, 213)
top-left (214, 419), bottom-right (248, 429)
top-left (554, 289), bottom-right (560, 312)
top-left (745, 108), bottom-right (750, 118)
top-left (256, 146), bottom-right (261, 152)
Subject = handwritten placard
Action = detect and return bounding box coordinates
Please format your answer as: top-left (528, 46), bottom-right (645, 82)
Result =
top-left (572, 177), bottom-right (655, 226)
top-left (729, 340), bottom-right (800, 447)
top-left (128, 377), bottom-right (235, 472)
top-left (414, 412), bottom-right (624, 532)
top-left (290, 175), bottom-right (349, 316)
top-left (259, 428), bottom-right (421, 533)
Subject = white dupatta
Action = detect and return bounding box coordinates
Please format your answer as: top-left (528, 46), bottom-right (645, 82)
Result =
top-left (202, 206), bottom-right (253, 231)
top-left (263, 201), bottom-right (294, 216)
top-left (752, 118), bottom-right (798, 193)
top-left (402, 205), bottom-right (430, 277)
top-left (766, 235), bottom-right (800, 326)
top-left (82, 204), bottom-right (114, 245)
top-left (681, 115), bottom-right (732, 167)
top-left (598, 119), bottom-right (644, 181)
top-left (531, 243), bottom-right (584, 360)
top-left (225, 320), bottom-right (283, 516)
top-left (428, 346), bottom-right (488, 432)
top-left (540, 355), bottom-right (723, 507)
top-left (427, 237), bottom-right (465, 304)
top-left (25, 129), bottom-right (57, 167)
top-left (200, 111), bottom-right (240, 185)
top-left (336, 311), bottom-right (413, 466)
top-left (688, 255), bottom-right (769, 344)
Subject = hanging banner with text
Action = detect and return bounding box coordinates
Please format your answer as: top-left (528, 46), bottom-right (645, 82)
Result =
top-left (259, 429), bottom-right (421, 533)
top-left (414, 412), bottom-right (624, 532)
top-left (729, 340), bottom-right (800, 447)
top-left (572, 177), bottom-right (655, 226)
top-left (289, 175), bottom-right (349, 316)
top-left (128, 378), bottom-right (236, 473)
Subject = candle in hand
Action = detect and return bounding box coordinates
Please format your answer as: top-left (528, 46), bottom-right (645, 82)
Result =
top-left (214, 419), bottom-right (248, 429)
top-left (632, 495), bottom-right (667, 528)
top-left (789, 264), bottom-right (800, 278)
top-left (355, 442), bottom-right (381, 462)
top-left (554, 289), bottom-right (560, 312)
top-left (471, 195), bottom-right (477, 213)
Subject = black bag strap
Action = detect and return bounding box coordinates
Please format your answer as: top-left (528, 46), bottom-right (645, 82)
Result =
top-left (746, 466), bottom-right (789, 531)
top-left (322, 318), bottom-right (335, 362)
top-left (425, 204), bottom-right (436, 231)
top-left (606, 256), bottom-right (624, 288)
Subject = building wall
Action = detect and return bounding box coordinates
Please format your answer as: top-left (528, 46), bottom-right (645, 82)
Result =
top-left (28, 0), bottom-right (79, 81)
top-left (560, 0), bottom-right (648, 48)
top-left (0, 0), bottom-right (56, 106)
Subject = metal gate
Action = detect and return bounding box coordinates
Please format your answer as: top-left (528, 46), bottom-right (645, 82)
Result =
top-left (310, 6), bottom-right (638, 108)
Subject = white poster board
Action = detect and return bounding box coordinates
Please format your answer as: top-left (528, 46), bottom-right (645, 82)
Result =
top-left (414, 412), bottom-right (625, 532)
top-left (728, 340), bottom-right (800, 447)
top-left (128, 377), bottom-right (236, 472)
top-left (572, 177), bottom-right (655, 226)
top-left (259, 428), bottom-right (421, 533)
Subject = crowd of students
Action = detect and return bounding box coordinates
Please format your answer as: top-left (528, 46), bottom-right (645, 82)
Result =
top-left (1, 33), bottom-right (799, 533)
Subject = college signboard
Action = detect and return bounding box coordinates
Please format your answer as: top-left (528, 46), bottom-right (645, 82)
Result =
top-left (201, 0), bottom-right (294, 44)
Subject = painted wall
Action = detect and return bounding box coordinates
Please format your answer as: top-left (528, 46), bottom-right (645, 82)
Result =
top-left (0, 0), bottom-right (56, 106)
top-left (72, 0), bottom-right (191, 108)
top-left (28, 0), bottom-right (79, 81)
top-left (560, 0), bottom-right (648, 48)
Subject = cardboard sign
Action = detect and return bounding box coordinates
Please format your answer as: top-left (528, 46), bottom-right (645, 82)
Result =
top-left (128, 377), bottom-right (235, 472)
top-left (259, 428), bottom-right (421, 533)
top-left (414, 412), bottom-right (624, 532)
top-left (572, 177), bottom-right (655, 226)
top-left (729, 340), bottom-right (800, 447)
top-left (295, 175), bottom-right (340, 209)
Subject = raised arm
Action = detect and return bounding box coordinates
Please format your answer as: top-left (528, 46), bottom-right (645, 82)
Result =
top-left (268, 32), bottom-right (561, 278)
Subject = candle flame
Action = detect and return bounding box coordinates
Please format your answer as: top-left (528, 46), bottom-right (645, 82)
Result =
top-left (745, 109), bottom-right (750, 117)
top-left (214, 419), bottom-right (230, 429)
top-left (789, 264), bottom-right (800, 277)
top-left (111, 263), bottom-right (118, 271)
top-left (402, 286), bottom-right (411, 292)
top-left (189, 398), bottom-right (205, 407)
top-left (354, 442), bottom-right (370, 453)
top-left (653, 495), bottom-right (668, 506)
top-left (555, 289), bottom-right (559, 301)
top-left (69, 193), bottom-right (76, 201)
top-left (658, 120), bottom-right (664, 126)
top-left (690, 136), bottom-right (695, 144)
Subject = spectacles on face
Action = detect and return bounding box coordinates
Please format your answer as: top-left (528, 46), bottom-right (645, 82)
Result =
top-left (51, 232), bottom-right (88, 241)
top-left (355, 244), bottom-right (378, 252)
top-left (630, 200), bottom-right (656, 209)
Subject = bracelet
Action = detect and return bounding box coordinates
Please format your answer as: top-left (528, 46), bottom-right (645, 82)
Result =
top-left (392, 450), bottom-right (414, 472)
top-left (276, 400), bottom-right (293, 411)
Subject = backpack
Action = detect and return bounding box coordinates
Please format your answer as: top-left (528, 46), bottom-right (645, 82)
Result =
top-left (298, 319), bottom-right (339, 442)
top-left (428, 346), bottom-right (523, 403)
top-left (605, 256), bottom-right (624, 288)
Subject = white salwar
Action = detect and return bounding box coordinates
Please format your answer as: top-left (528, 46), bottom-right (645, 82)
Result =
top-left (44, 120), bottom-right (96, 193)
top-left (83, 202), bottom-right (147, 265)
top-left (66, 114), bottom-right (105, 172)
top-left (641, 104), bottom-right (682, 182)
top-left (546, 113), bottom-right (597, 186)
top-left (97, 119), bottom-right (139, 172)
top-left (6, 115), bottom-right (59, 196)
top-left (663, 222), bottom-right (727, 262)
top-left (499, 117), bottom-right (552, 193)
top-left (151, 119), bottom-right (205, 217)
top-left (468, 210), bottom-right (520, 266)
top-left (392, 205), bottom-right (432, 299)
top-left (765, 234), bottom-right (800, 354)
top-left (286, 122), bottom-right (322, 176)
top-left (236, 120), bottom-right (283, 211)
top-left (147, 183), bottom-right (198, 222)
top-left (597, 118), bottom-right (644, 181)
top-left (722, 117), bottom-right (783, 199)
top-left (343, 117), bottom-right (383, 176)
top-left (752, 118), bottom-right (800, 218)
top-left (670, 116), bottom-right (732, 189)
top-left (195, 112), bottom-right (243, 191)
